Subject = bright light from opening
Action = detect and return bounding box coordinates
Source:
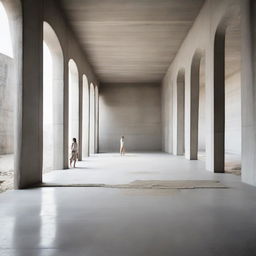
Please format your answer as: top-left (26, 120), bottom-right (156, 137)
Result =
top-left (0, 2), bottom-right (13, 58)
top-left (43, 42), bottom-right (53, 124)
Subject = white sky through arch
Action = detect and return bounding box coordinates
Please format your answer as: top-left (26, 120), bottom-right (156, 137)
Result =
top-left (0, 2), bottom-right (13, 58)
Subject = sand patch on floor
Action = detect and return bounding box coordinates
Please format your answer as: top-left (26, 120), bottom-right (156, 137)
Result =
top-left (42, 179), bottom-right (227, 189)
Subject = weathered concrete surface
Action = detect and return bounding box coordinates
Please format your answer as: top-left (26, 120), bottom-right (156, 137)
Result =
top-left (68, 59), bottom-right (79, 155)
top-left (99, 83), bottom-right (161, 152)
top-left (16, 0), bottom-right (44, 188)
top-left (3, 153), bottom-right (252, 256)
top-left (240, 0), bottom-right (256, 186)
top-left (43, 0), bottom-right (99, 170)
top-left (174, 69), bottom-right (185, 155)
top-left (198, 72), bottom-right (241, 155)
top-left (81, 75), bottom-right (90, 159)
top-left (60, 0), bottom-right (205, 83)
top-left (225, 72), bottom-right (241, 155)
top-left (0, 53), bottom-right (14, 154)
top-left (161, 0), bottom-right (241, 172)
top-left (89, 83), bottom-right (95, 154)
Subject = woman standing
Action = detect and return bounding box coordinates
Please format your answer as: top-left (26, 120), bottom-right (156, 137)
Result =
top-left (70, 138), bottom-right (78, 168)
top-left (120, 136), bottom-right (125, 156)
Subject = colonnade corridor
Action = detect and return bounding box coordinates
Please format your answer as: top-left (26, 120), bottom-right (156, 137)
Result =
top-left (42, 152), bottom-right (236, 186)
top-left (1, 0), bottom-right (256, 255)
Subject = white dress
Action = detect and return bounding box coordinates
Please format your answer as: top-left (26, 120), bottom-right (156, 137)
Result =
top-left (120, 138), bottom-right (124, 148)
top-left (71, 142), bottom-right (78, 160)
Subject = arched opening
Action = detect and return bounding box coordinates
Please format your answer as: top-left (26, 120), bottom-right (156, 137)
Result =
top-left (43, 22), bottom-right (64, 173)
top-left (175, 69), bottom-right (185, 155)
top-left (213, 5), bottom-right (241, 174)
top-left (190, 49), bottom-right (205, 160)
top-left (89, 82), bottom-right (95, 154)
top-left (0, 2), bottom-right (13, 57)
top-left (82, 74), bottom-right (89, 159)
top-left (0, 1), bottom-right (15, 192)
top-left (68, 59), bottom-right (79, 163)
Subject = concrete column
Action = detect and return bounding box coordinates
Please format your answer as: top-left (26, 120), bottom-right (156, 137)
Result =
top-left (14, 0), bottom-right (43, 188)
top-left (205, 45), bottom-right (215, 172)
top-left (240, 0), bottom-right (256, 186)
top-left (81, 75), bottom-right (89, 158)
top-left (88, 83), bottom-right (91, 155)
top-left (213, 32), bottom-right (225, 173)
top-left (184, 68), bottom-right (191, 159)
top-left (175, 71), bottom-right (185, 155)
top-left (184, 50), bottom-right (205, 161)
top-left (78, 74), bottom-right (83, 160)
top-left (189, 54), bottom-right (201, 160)
top-left (93, 86), bottom-right (97, 153)
top-left (95, 85), bottom-right (99, 153)
top-left (89, 83), bottom-right (95, 154)
top-left (63, 59), bottom-right (69, 168)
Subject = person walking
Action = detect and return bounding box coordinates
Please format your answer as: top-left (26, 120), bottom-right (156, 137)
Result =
top-left (120, 136), bottom-right (125, 156)
top-left (70, 138), bottom-right (78, 168)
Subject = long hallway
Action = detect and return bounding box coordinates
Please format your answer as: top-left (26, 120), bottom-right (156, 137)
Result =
top-left (1, 154), bottom-right (256, 255)
top-left (43, 153), bottom-right (238, 186)
top-left (1, 0), bottom-right (256, 255)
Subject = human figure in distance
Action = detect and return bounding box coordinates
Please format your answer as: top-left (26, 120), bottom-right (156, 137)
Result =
top-left (120, 136), bottom-right (125, 156)
top-left (70, 138), bottom-right (78, 168)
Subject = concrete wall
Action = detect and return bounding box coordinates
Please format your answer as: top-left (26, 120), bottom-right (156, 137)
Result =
top-left (161, 0), bottom-right (241, 170)
top-left (0, 53), bottom-right (14, 154)
top-left (99, 83), bottom-right (162, 152)
top-left (43, 0), bottom-right (99, 169)
top-left (0, 0), bottom-right (100, 188)
top-left (198, 84), bottom-right (206, 151)
top-left (225, 72), bottom-right (241, 154)
top-left (198, 72), bottom-right (241, 154)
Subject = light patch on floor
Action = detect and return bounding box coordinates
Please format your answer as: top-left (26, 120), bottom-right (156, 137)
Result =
top-left (121, 188), bottom-right (179, 196)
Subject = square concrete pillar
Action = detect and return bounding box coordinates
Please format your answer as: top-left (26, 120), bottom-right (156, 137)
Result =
top-left (63, 59), bottom-right (69, 169)
top-left (15, 0), bottom-right (43, 188)
top-left (240, 0), bottom-right (256, 186)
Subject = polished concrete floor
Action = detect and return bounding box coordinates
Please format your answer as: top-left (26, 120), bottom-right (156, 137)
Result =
top-left (1, 153), bottom-right (256, 256)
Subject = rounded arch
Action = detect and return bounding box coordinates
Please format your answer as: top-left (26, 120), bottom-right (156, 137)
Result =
top-left (213, 4), bottom-right (241, 173)
top-left (82, 74), bottom-right (89, 158)
top-left (0, 0), bottom-right (22, 189)
top-left (89, 82), bottom-right (95, 154)
top-left (175, 68), bottom-right (185, 156)
top-left (43, 22), bottom-right (64, 63)
top-left (68, 59), bottom-right (79, 162)
top-left (190, 49), bottom-right (205, 160)
top-left (43, 21), bottom-right (64, 172)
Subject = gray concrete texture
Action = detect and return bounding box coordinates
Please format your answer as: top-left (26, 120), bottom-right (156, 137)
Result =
top-left (0, 0), bottom-right (255, 188)
top-left (60, 0), bottom-right (205, 83)
top-left (0, 0), bottom-right (99, 188)
top-left (0, 53), bottom-right (14, 154)
top-left (99, 83), bottom-right (162, 152)
top-left (2, 153), bottom-right (256, 255)
top-left (161, 0), bottom-right (244, 176)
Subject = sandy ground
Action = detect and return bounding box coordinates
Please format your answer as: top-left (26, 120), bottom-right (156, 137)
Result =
top-left (198, 151), bottom-right (241, 175)
top-left (0, 154), bottom-right (14, 193)
top-left (0, 154), bottom-right (55, 192)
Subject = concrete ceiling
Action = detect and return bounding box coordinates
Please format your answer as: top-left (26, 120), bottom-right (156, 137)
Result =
top-left (60, 0), bottom-right (205, 83)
